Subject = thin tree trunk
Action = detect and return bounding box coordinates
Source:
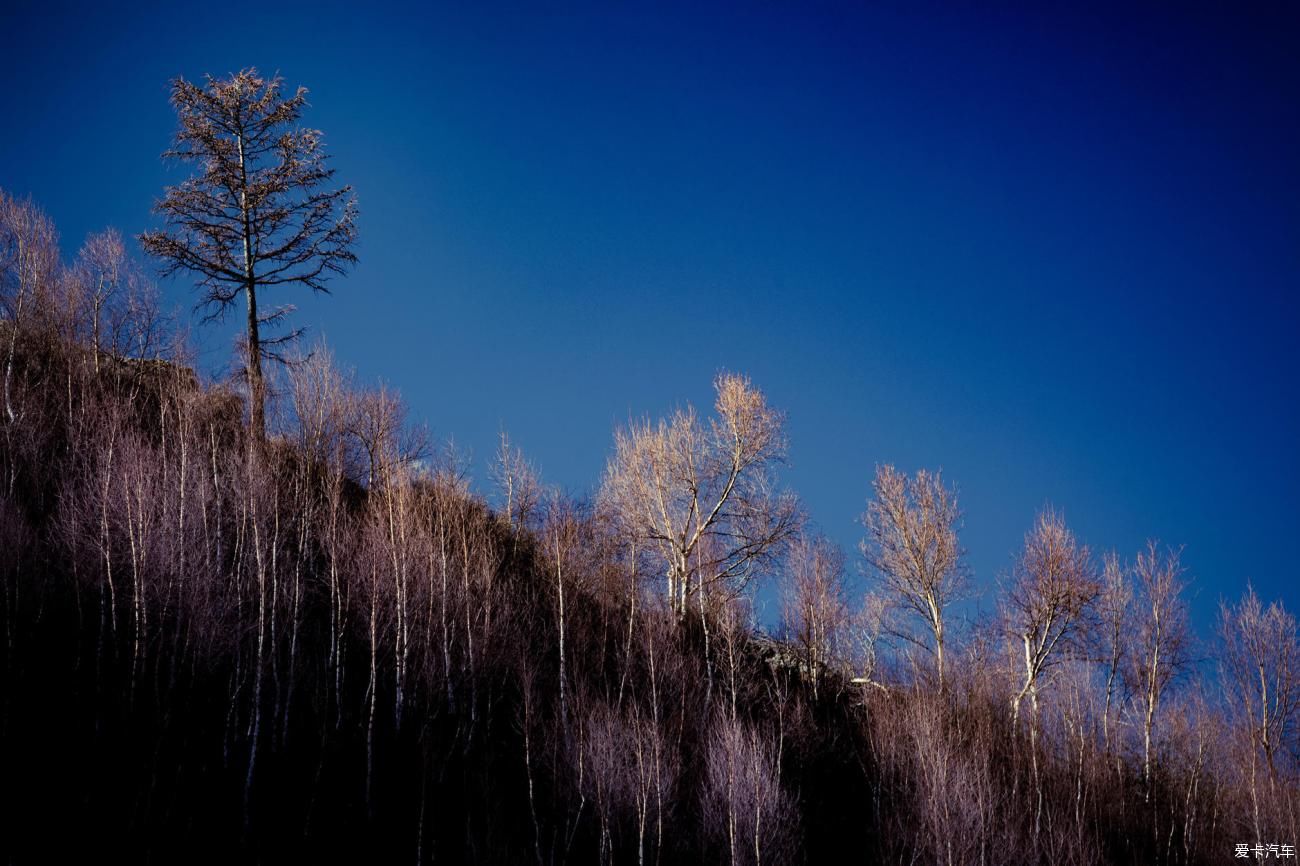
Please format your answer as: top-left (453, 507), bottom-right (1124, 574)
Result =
top-left (246, 479), bottom-right (267, 832)
top-left (555, 530), bottom-right (567, 731)
top-left (236, 130), bottom-right (265, 443)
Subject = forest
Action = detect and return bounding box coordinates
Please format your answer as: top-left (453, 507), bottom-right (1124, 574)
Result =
top-left (1, 70), bottom-right (1298, 866)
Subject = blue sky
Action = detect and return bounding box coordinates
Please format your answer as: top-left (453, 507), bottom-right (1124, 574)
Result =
top-left (2, 1), bottom-right (1297, 632)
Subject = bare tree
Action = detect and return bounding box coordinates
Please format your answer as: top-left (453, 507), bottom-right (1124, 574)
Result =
top-left (0, 190), bottom-right (61, 429)
top-left (848, 591), bottom-right (892, 693)
top-left (1003, 508), bottom-right (1100, 728)
top-left (999, 508), bottom-right (1099, 845)
top-left (860, 465), bottom-right (966, 690)
top-left (72, 229), bottom-right (127, 374)
top-left (349, 384), bottom-right (426, 745)
top-left (705, 715), bottom-right (799, 866)
top-left (1096, 551), bottom-right (1132, 753)
top-left (284, 345), bottom-right (358, 723)
top-left (600, 372), bottom-right (800, 618)
top-left (1164, 684), bottom-right (1223, 864)
top-left (492, 430), bottom-right (542, 534)
top-left (284, 342), bottom-right (354, 464)
top-left (1126, 540), bottom-right (1191, 790)
top-left (140, 69), bottom-right (358, 441)
top-left (780, 532), bottom-right (849, 699)
top-left (70, 229), bottom-right (175, 381)
top-left (1219, 585), bottom-right (1300, 841)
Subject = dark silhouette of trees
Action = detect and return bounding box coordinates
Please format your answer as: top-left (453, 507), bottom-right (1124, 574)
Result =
top-left (140, 69), bottom-right (357, 442)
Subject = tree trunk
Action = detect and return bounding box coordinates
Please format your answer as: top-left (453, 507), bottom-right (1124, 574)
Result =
top-left (244, 279), bottom-right (264, 441)
top-left (237, 131), bottom-right (265, 442)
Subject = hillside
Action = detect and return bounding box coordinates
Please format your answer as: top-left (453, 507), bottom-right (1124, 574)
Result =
top-left (1, 189), bottom-right (1297, 865)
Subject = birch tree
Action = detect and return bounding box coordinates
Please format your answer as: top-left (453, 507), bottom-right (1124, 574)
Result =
top-left (0, 190), bottom-right (61, 429)
top-left (1097, 551), bottom-right (1132, 753)
top-left (860, 465), bottom-right (965, 689)
top-left (1219, 585), bottom-right (1300, 840)
top-left (72, 229), bottom-right (127, 374)
top-left (140, 69), bottom-right (358, 441)
top-left (492, 430), bottom-right (542, 534)
top-left (780, 532), bottom-right (849, 699)
top-left (600, 372), bottom-right (800, 617)
top-left (1127, 540), bottom-right (1191, 789)
top-left (1003, 508), bottom-right (1100, 728)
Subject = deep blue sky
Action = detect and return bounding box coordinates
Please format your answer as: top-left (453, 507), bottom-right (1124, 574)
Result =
top-left (3, 1), bottom-right (1297, 632)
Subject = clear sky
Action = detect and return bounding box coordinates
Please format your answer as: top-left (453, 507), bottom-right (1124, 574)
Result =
top-left (2, 1), bottom-right (1297, 633)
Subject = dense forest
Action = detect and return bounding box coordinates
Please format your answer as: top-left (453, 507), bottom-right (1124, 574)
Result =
top-left (1, 76), bottom-right (1297, 866)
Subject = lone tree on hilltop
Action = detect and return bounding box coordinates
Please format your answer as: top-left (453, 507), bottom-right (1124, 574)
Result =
top-left (141, 68), bottom-right (357, 441)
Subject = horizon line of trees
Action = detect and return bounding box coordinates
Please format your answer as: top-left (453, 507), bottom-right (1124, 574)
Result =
top-left (2, 170), bottom-right (1298, 864)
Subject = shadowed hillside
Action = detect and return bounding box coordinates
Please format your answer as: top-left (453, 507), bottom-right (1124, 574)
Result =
top-left (1, 189), bottom-right (1297, 865)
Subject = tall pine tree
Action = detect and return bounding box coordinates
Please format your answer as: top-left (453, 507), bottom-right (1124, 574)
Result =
top-left (141, 68), bottom-right (357, 441)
